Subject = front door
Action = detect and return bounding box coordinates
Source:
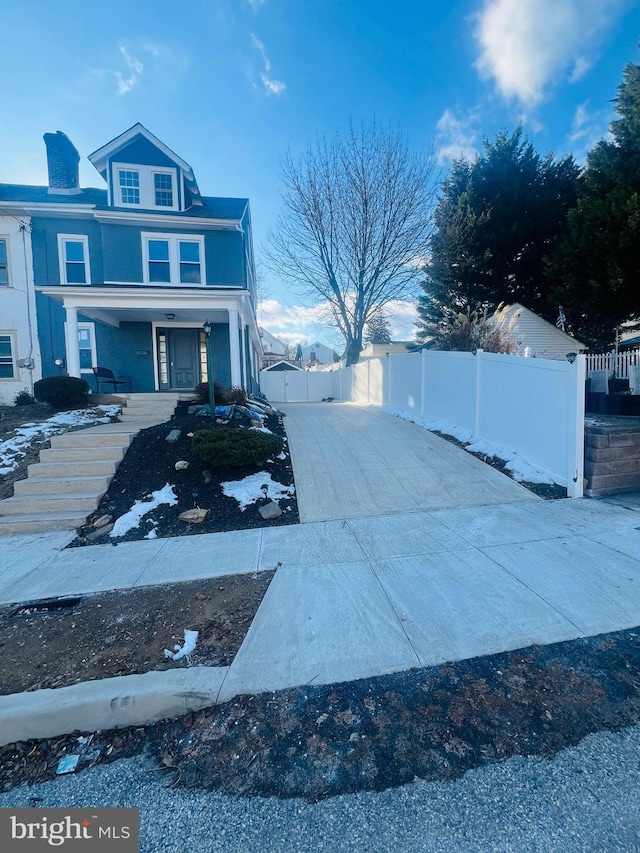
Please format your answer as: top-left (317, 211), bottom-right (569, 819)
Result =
top-left (167, 329), bottom-right (198, 389)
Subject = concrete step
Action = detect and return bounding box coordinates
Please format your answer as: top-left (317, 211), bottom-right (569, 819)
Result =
top-left (29, 460), bottom-right (117, 478)
top-left (0, 511), bottom-right (88, 535)
top-left (0, 493), bottom-right (103, 514)
top-left (13, 474), bottom-right (112, 497)
top-left (40, 446), bottom-right (125, 463)
top-left (51, 432), bottom-right (134, 449)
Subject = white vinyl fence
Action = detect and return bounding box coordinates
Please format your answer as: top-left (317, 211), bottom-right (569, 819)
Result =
top-left (260, 349), bottom-right (586, 496)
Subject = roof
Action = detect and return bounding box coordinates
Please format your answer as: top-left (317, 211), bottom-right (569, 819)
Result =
top-left (0, 184), bottom-right (248, 220)
top-left (263, 360), bottom-right (303, 372)
top-left (492, 303), bottom-right (587, 354)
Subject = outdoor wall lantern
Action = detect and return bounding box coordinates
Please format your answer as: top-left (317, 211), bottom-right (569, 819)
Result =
top-left (565, 352), bottom-right (577, 364)
top-left (202, 320), bottom-right (215, 413)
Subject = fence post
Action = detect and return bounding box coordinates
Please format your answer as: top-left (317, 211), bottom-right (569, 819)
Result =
top-left (420, 349), bottom-right (427, 418)
top-left (566, 355), bottom-right (586, 498)
top-left (474, 349), bottom-right (483, 439)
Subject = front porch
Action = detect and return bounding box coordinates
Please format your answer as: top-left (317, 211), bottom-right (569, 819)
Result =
top-left (37, 286), bottom-right (262, 394)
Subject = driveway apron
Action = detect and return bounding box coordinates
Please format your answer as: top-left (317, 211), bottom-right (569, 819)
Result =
top-left (280, 403), bottom-right (537, 522)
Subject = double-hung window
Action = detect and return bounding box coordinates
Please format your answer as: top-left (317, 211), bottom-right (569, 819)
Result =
top-left (58, 235), bottom-right (90, 284)
top-left (0, 333), bottom-right (16, 379)
top-left (114, 164), bottom-right (178, 210)
top-left (0, 239), bottom-right (9, 286)
top-left (142, 234), bottom-right (204, 285)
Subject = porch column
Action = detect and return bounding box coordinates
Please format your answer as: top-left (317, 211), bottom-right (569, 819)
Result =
top-left (228, 307), bottom-right (242, 387)
top-left (65, 305), bottom-right (81, 378)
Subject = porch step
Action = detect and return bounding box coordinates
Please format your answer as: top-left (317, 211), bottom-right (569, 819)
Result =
top-left (0, 393), bottom-right (181, 536)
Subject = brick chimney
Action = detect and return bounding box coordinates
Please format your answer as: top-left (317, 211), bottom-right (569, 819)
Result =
top-left (43, 131), bottom-right (81, 194)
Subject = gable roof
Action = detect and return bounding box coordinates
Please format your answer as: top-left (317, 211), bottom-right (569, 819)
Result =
top-left (493, 303), bottom-right (587, 353)
top-left (88, 123), bottom-right (202, 204)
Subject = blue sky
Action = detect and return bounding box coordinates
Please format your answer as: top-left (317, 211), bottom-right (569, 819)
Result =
top-left (1, 0), bottom-right (639, 348)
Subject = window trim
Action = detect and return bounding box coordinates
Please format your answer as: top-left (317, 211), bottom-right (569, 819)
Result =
top-left (113, 162), bottom-right (179, 211)
top-left (57, 234), bottom-right (90, 285)
top-left (141, 233), bottom-right (206, 286)
top-left (0, 331), bottom-right (17, 381)
top-left (0, 236), bottom-right (10, 287)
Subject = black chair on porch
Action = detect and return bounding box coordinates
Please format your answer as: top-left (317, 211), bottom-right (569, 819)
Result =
top-left (92, 366), bottom-right (133, 394)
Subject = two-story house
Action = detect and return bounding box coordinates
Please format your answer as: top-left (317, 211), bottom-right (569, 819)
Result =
top-left (0, 124), bottom-right (262, 401)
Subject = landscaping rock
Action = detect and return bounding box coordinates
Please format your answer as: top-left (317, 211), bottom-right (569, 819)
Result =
top-left (174, 460), bottom-right (189, 471)
top-left (165, 429), bottom-right (181, 443)
top-left (187, 405), bottom-right (201, 414)
top-left (85, 523), bottom-right (114, 541)
top-left (92, 514), bottom-right (112, 529)
top-left (258, 501), bottom-right (282, 520)
top-left (178, 508), bottom-right (209, 524)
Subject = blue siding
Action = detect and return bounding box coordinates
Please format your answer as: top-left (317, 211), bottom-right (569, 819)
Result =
top-left (101, 224), bottom-right (143, 282)
top-left (204, 230), bottom-right (245, 286)
top-left (95, 322), bottom-right (156, 392)
top-left (36, 293), bottom-right (68, 377)
top-left (32, 215), bottom-right (103, 285)
top-left (111, 136), bottom-right (177, 168)
top-left (208, 323), bottom-right (231, 387)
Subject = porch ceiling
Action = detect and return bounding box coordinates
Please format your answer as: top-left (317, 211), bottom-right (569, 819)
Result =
top-left (72, 306), bottom-right (229, 325)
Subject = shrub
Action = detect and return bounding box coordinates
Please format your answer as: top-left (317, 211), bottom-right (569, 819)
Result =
top-left (225, 386), bottom-right (248, 406)
top-left (435, 307), bottom-right (517, 354)
top-left (33, 376), bottom-right (90, 409)
top-left (194, 381), bottom-right (229, 405)
top-left (193, 428), bottom-right (283, 469)
top-left (14, 390), bottom-right (36, 406)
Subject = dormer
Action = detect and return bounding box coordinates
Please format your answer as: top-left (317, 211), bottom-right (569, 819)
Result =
top-left (88, 123), bottom-right (203, 212)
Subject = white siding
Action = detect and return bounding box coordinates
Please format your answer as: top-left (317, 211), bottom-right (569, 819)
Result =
top-left (493, 303), bottom-right (585, 361)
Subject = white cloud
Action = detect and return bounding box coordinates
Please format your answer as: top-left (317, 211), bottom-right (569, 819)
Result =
top-left (567, 101), bottom-right (612, 161)
top-left (116, 45), bottom-right (144, 95)
top-left (435, 109), bottom-right (479, 164)
top-left (258, 299), bottom-right (418, 346)
top-left (251, 33), bottom-right (286, 96)
top-left (248, 0), bottom-right (267, 9)
top-left (473, 0), bottom-right (626, 107)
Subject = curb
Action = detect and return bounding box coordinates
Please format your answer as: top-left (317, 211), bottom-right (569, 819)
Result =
top-left (0, 667), bottom-right (229, 746)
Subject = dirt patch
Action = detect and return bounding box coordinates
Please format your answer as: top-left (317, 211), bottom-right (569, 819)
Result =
top-left (0, 572), bottom-right (273, 695)
top-left (1, 626), bottom-right (639, 797)
top-left (69, 406), bottom-right (298, 546)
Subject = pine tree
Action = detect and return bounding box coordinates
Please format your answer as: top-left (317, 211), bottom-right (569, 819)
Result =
top-left (365, 311), bottom-right (392, 344)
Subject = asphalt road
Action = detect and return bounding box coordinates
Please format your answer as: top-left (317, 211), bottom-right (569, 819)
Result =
top-left (2, 723), bottom-right (640, 852)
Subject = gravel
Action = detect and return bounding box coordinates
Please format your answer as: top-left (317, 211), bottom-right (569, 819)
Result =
top-left (2, 723), bottom-right (639, 852)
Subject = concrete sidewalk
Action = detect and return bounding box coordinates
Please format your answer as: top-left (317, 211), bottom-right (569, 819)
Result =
top-left (2, 404), bottom-right (640, 743)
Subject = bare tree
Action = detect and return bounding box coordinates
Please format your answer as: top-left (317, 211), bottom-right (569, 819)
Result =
top-left (266, 123), bottom-right (438, 364)
top-left (434, 307), bottom-right (517, 354)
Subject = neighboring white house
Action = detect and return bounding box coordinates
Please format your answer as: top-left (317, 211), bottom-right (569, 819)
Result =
top-left (259, 327), bottom-right (287, 356)
top-left (301, 340), bottom-right (336, 366)
top-left (492, 303), bottom-right (586, 360)
top-left (0, 215), bottom-right (41, 403)
top-left (359, 341), bottom-right (416, 359)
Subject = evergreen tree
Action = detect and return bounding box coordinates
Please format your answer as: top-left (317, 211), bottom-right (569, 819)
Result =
top-left (547, 62), bottom-right (640, 349)
top-left (365, 311), bottom-right (392, 344)
top-left (416, 128), bottom-right (579, 341)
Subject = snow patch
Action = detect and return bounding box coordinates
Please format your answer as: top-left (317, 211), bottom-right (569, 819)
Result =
top-left (110, 484), bottom-right (178, 537)
top-left (383, 406), bottom-right (556, 485)
top-left (221, 472), bottom-right (295, 510)
top-left (164, 629), bottom-right (199, 661)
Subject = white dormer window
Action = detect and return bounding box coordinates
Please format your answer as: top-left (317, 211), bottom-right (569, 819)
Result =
top-left (113, 163), bottom-right (178, 210)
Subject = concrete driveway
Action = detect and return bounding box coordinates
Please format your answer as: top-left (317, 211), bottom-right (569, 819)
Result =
top-left (280, 403), bottom-right (538, 522)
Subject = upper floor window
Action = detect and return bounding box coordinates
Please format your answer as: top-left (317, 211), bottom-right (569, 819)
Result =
top-left (114, 163), bottom-right (178, 210)
top-left (0, 239), bottom-right (8, 286)
top-left (58, 235), bottom-right (90, 284)
top-left (142, 233), bottom-right (204, 285)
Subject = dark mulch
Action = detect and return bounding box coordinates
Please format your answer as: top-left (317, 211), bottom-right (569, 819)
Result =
top-left (2, 627), bottom-right (639, 798)
top-left (0, 572), bottom-right (274, 695)
top-left (431, 430), bottom-right (568, 500)
top-left (69, 405), bottom-right (298, 547)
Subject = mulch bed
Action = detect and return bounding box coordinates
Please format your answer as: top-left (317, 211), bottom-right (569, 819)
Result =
top-left (69, 404), bottom-right (298, 547)
top-left (0, 404), bottom-right (57, 502)
top-left (2, 627), bottom-right (639, 798)
top-left (0, 573), bottom-right (274, 695)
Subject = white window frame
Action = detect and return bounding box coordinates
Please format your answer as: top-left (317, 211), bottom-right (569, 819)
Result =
top-left (0, 331), bottom-right (17, 381)
top-left (58, 234), bottom-right (91, 285)
top-left (63, 321), bottom-right (97, 376)
top-left (0, 236), bottom-right (10, 287)
top-left (113, 162), bottom-right (178, 211)
top-left (141, 233), bottom-right (206, 286)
